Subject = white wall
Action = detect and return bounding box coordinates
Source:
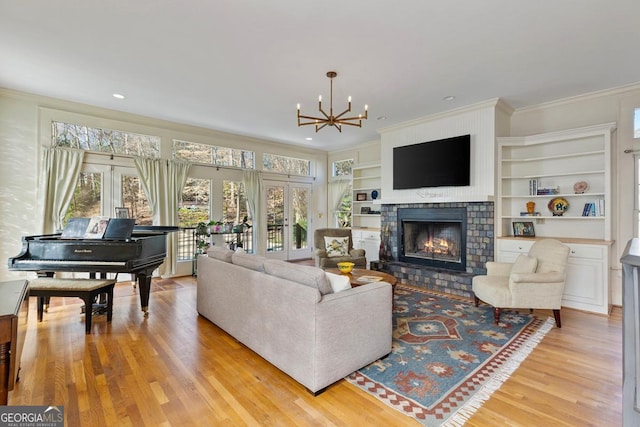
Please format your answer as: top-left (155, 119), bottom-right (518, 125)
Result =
top-left (0, 88), bottom-right (328, 281)
top-left (0, 92), bottom-right (40, 282)
top-left (378, 99), bottom-right (508, 204)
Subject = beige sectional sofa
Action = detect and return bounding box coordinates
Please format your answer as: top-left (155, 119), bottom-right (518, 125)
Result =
top-left (196, 246), bottom-right (393, 394)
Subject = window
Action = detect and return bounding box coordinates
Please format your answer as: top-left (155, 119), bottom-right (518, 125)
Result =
top-left (635, 108), bottom-right (640, 139)
top-left (263, 153), bottom-right (311, 176)
top-left (333, 159), bottom-right (354, 177)
top-left (179, 178), bottom-right (211, 227)
top-left (65, 172), bottom-right (102, 224)
top-left (64, 167), bottom-right (152, 226)
top-left (52, 121), bottom-right (159, 157)
top-left (173, 140), bottom-right (255, 169)
top-left (223, 181), bottom-right (249, 224)
top-left (336, 184), bottom-right (352, 228)
top-left (120, 175), bottom-right (152, 225)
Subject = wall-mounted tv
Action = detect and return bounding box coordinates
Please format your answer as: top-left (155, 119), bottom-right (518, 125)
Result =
top-left (393, 134), bottom-right (471, 189)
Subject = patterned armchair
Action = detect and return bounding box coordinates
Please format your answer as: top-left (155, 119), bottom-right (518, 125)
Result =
top-left (313, 228), bottom-right (367, 269)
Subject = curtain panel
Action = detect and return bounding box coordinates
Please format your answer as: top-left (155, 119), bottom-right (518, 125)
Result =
top-left (328, 179), bottom-right (350, 227)
top-left (134, 157), bottom-right (191, 276)
top-left (39, 147), bottom-right (85, 234)
top-left (243, 170), bottom-right (263, 255)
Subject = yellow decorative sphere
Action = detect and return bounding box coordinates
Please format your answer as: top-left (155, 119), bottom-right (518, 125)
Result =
top-left (337, 262), bottom-right (355, 274)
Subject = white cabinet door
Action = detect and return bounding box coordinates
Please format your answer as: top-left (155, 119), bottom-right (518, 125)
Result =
top-left (563, 243), bottom-right (609, 314)
top-left (496, 239), bottom-right (610, 315)
top-left (352, 229), bottom-right (380, 268)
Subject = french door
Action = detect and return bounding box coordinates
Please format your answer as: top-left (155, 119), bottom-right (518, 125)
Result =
top-left (263, 180), bottom-right (311, 261)
top-left (68, 164), bottom-right (150, 223)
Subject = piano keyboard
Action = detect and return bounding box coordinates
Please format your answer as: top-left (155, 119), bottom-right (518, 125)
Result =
top-left (15, 260), bottom-right (126, 266)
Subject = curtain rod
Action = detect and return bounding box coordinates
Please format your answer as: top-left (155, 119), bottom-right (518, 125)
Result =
top-left (624, 149), bottom-right (640, 154)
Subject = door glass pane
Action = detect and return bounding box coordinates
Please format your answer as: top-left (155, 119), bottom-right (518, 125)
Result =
top-left (266, 186), bottom-right (284, 252)
top-left (179, 178), bottom-right (211, 227)
top-left (121, 176), bottom-right (152, 225)
top-left (291, 187), bottom-right (308, 249)
top-left (65, 172), bottom-right (102, 225)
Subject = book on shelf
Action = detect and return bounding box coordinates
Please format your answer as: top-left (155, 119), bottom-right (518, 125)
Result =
top-left (529, 179), bottom-right (539, 196)
top-left (582, 201), bottom-right (605, 217)
top-left (520, 212), bottom-right (541, 216)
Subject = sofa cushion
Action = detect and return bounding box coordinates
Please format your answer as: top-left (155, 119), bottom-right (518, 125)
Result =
top-left (511, 254), bottom-right (538, 274)
top-left (325, 272), bottom-right (352, 293)
top-left (232, 253), bottom-right (265, 272)
top-left (264, 260), bottom-right (333, 295)
top-left (207, 246), bottom-right (234, 263)
top-left (324, 236), bottom-right (349, 257)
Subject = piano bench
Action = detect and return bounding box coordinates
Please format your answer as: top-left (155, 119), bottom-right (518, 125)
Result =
top-left (28, 278), bottom-right (116, 334)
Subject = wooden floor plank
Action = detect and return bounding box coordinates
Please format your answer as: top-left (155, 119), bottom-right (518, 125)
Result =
top-left (9, 276), bottom-right (622, 426)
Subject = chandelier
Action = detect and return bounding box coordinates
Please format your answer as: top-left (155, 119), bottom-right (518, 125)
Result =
top-left (297, 71), bottom-right (368, 132)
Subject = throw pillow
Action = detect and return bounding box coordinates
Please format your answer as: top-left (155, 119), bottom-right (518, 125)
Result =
top-left (324, 236), bottom-right (349, 257)
top-left (231, 253), bottom-right (265, 272)
top-left (511, 254), bottom-right (538, 274)
top-left (263, 260), bottom-right (333, 295)
top-left (325, 272), bottom-right (352, 293)
top-left (207, 246), bottom-right (234, 263)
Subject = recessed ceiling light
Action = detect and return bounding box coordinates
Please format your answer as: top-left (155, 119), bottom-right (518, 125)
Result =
top-left (443, 95), bottom-right (455, 101)
top-left (376, 116), bottom-right (387, 121)
top-left (112, 93), bottom-right (125, 99)
top-left (305, 137), bottom-right (313, 141)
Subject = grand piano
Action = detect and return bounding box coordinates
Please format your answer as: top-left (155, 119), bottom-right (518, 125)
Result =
top-left (7, 219), bottom-right (178, 316)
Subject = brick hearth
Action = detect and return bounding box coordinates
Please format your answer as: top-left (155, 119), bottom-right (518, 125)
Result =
top-left (377, 202), bottom-right (494, 297)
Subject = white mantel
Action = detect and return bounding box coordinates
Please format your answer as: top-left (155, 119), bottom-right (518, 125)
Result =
top-left (377, 98), bottom-right (512, 205)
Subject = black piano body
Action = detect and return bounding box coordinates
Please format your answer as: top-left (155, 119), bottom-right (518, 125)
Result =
top-left (7, 226), bottom-right (179, 315)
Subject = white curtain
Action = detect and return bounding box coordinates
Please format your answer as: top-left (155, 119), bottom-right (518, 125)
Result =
top-left (328, 179), bottom-right (351, 227)
top-left (243, 170), bottom-right (263, 255)
top-left (39, 146), bottom-right (85, 234)
top-left (134, 157), bottom-right (191, 276)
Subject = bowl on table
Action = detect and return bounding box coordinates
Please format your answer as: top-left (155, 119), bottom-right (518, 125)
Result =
top-left (336, 262), bottom-right (355, 274)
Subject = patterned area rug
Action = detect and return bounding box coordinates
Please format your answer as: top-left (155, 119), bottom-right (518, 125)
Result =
top-left (346, 285), bottom-right (554, 426)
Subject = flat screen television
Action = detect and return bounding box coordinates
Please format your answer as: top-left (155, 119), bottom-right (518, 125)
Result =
top-left (393, 134), bottom-right (470, 189)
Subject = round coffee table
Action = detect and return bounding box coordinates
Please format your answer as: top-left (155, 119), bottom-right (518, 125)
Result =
top-left (326, 268), bottom-right (397, 291)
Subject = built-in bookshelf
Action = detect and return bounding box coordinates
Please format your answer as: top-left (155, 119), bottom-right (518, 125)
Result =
top-left (351, 162), bottom-right (381, 230)
top-left (497, 123), bottom-right (615, 240)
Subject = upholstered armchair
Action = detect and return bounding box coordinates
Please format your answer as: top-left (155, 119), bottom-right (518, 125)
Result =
top-left (472, 239), bottom-right (570, 327)
top-left (313, 228), bottom-right (367, 269)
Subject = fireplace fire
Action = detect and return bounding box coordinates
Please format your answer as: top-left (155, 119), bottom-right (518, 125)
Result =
top-left (397, 207), bottom-right (467, 271)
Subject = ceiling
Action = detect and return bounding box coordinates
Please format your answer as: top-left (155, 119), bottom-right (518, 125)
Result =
top-left (1, 1), bottom-right (639, 151)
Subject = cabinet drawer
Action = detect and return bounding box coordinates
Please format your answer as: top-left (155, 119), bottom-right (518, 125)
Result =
top-left (566, 244), bottom-right (604, 260)
top-left (498, 239), bottom-right (534, 254)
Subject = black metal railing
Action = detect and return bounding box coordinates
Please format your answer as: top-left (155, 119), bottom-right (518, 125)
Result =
top-left (179, 223), bottom-right (306, 259)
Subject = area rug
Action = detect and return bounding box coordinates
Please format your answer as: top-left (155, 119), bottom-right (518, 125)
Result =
top-left (346, 285), bottom-right (554, 426)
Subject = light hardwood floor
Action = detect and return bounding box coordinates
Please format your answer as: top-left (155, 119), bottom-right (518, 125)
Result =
top-left (9, 276), bottom-right (622, 426)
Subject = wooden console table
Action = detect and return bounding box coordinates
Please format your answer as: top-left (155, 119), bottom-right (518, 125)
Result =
top-left (0, 280), bottom-right (29, 405)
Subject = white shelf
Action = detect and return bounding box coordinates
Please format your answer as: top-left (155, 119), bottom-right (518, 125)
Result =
top-left (501, 215), bottom-right (605, 220)
top-left (502, 192), bottom-right (605, 199)
top-left (502, 170), bottom-right (605, 179)
top-left (502, 149), bottom-right (605, 162)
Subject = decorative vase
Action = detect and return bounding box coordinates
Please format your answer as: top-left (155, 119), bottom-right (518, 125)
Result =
top-left (379, 240), bottom-right (386, 261)
top-left (526, 201), bottom-right (535, 214)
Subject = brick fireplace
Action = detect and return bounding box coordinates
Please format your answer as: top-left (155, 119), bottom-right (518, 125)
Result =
top-left (378, 201), bottom-right (494, 297)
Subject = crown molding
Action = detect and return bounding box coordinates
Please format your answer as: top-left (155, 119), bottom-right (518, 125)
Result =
top-left (377, 98), bottom-right (511, 134)
top-left (513, 82), bottom-right (640, 114)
